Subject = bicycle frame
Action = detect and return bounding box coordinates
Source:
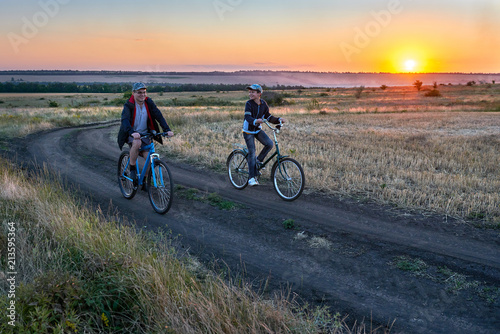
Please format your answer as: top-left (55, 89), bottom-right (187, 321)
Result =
top-left (118, 130), bottom-right (175, 213)
top-left (258, 120), bottom-right (288, 168)
top-left (122, 141), bottom-right (163, 188)
top-left (231, 120), bottom-right (288, 176)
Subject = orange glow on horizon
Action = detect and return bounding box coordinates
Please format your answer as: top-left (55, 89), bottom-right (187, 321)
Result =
top-left (1, 8), bottom-right (498, 74)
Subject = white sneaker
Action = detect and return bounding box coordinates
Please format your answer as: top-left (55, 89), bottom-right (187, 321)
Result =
top-left (248, 177), bottom-right (259, 186)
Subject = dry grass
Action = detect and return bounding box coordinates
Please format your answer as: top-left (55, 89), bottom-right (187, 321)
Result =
top-left (5, 85), bottom-right (495, 332)
top-left (154, 85), bottom-right (500, 225)
top-left (1, 160), bottom-right (380, 333)
top-left (286, 111), bottom-right (499, 223)
top-left (308, 236), bottom-right (333, 250)
top-left (0, 105), bottom-right (121, 137)
top-left (1, 84), bottom-right (498, 226)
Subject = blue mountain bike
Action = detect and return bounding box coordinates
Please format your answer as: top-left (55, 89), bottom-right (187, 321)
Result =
top-left (118, 131), bottom-right (174, 214)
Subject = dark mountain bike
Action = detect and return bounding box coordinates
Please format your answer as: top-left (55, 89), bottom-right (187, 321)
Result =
top-left (227, 120), bottom-right (305, 201)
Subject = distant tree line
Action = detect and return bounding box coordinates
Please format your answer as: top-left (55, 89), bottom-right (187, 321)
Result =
top-left (0, 82), bottom-right (306, 93)
top-left (0, 82), bottom-right (129, 93)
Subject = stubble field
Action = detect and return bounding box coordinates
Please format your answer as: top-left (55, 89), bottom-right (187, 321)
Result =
top-left (1, 83), bottom-right (499, 226)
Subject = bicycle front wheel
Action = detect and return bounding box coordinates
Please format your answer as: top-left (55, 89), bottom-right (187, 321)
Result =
top-left (271, 158), bottom-right (305, 201)
top-left (227, 150), bottom-right (249, 189)
top-left (118, 151), bottom-right (137, 199)
top-left (147, 160), bottom-right (174, 214)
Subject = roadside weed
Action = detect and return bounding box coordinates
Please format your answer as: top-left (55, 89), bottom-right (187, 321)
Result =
top-left (308, 236), bottom-right (332, 250)
top-left (391, 255), bottom-right (499, 303)
top-left (282, 219), bottom-right (295, 229)
top-left (175, 185), bottom-right (238, 210)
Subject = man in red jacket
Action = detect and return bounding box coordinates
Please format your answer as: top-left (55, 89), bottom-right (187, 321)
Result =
top-left (117, 82), bottom-right (173, 183)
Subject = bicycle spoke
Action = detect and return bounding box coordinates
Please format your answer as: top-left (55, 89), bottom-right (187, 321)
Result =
top-left (272, 158), bottom-right (305, 201)
top-left (118, 152), bottom-right (137, 199)
top-left (148, 160), bottom-right (173, 214)
top-left (227, 150), bottom-right (249, 189)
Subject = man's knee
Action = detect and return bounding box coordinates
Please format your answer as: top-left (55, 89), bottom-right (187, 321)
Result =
top-left (131, 138), bottom-right (141, 149)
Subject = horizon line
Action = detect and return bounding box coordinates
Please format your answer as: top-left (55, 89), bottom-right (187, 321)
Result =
top-left (1, 69), bottom-right (500, 75)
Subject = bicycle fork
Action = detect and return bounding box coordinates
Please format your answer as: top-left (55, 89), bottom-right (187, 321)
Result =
top-left (149, 153), bottom-right (163, 188)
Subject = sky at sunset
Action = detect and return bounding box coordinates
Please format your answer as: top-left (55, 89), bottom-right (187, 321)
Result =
top-left (1, 0), bottom-right (499, 73)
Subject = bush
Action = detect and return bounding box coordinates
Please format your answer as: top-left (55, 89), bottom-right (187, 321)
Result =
top-left (262, 91), bottom-right (288, 107)
top-left (380, 84), bottom-right (388, 90)
top-left (14, 272), bottom-right (83, 333)
top-left (424, 89), bottom-right (442, 97)
top-left (104, 97), bottom-right (126, 106)
top-left (354, 86), bottom-right (365, 99)
top-left (158, 96), bottom-right (236, 107)
top-left (306, 99), bottom-right (320, 111)
top-left (48, 100), bottom-right (59, 108)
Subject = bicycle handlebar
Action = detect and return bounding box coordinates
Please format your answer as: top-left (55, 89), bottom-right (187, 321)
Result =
top-left (262, 119), bottom-right (283, 133)
top-left (139, 131), bottom-right (173, 139)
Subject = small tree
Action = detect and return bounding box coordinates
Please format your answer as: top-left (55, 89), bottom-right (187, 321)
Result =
top-left (413, 80), bottom-right (423, 91)
top-left (380, 84), bottom-right (388, 90)
top-left (354, 86), bottom-right (365, 98)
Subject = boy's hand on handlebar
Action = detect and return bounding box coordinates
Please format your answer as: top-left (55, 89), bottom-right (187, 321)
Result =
top-left (166, 131), bottom-right (174, 137)
top-left (255, 118), bottom-right (264, 124)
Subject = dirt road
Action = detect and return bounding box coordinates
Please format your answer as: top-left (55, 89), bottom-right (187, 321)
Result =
top-left (13, 123), bottom-right (500, 334)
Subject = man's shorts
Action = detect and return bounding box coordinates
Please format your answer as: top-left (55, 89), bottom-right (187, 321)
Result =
top-left (128, 136), bottom-right (152, 151)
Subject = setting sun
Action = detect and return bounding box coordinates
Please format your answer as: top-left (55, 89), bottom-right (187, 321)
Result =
top-left (404, 59), bottom-right (417, 72)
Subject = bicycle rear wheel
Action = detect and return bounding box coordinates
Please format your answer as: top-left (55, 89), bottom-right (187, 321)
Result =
top-left (147, 159), bottom-right (174, 214)
top-left (271, 158), bottom-right (305, 201)
top-left (118, 151), bottom-right (137, 199)
top-left (227, 150), bottom-right (249, 189)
